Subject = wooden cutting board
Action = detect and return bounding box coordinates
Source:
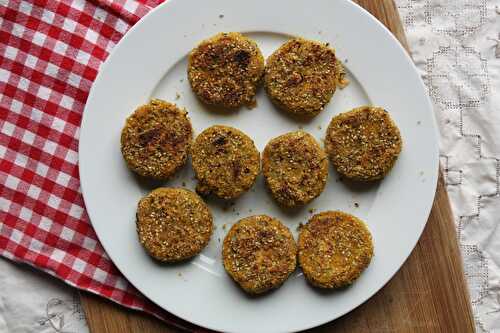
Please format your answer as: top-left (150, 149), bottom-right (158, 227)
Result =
top-left (80, 1), bottom-right (475, 331)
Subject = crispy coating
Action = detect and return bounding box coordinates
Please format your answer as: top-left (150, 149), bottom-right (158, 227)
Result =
top-left (188, 32), bottom-right (265, 109)
top-left (192, 125), bottom-right (260, 200)
top-left (136, 188), bottom-right (213, 262)
top-left (325, 106), bottom-right (402, 181)
top-left (262, 131), bottom-right (328, 208)
top-left (120, 99), bottom-right (192, 180)
top-left (298, 211), bottom-right (373, 289)
top-left (264, 38), bottom-right (343, 117)
top-left (222, 215), bottom-right (297, 294)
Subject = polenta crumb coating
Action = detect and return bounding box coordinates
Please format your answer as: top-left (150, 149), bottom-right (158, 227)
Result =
top-left (120, 99), bottom-right (192, 180)
top-left (298, 211), bottom-right (373, 288)
top-left (188, 32), bottom-right (265, 109)
top-left (263, 131), bottom-right (328, 208)
top-left (192, 125), bottom-right (260, 200)
top-left (136, 188), bottom-right (213, 262)
top-left (222, 215), bottom-right (297, 294)
top-left (325, 106), bottom-right (402, 181)
top-left (265, 38), bottom-right (346, 117)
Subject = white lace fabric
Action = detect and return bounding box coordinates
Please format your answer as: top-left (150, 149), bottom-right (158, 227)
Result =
top-left (397, 0), bottom-right (500, 331)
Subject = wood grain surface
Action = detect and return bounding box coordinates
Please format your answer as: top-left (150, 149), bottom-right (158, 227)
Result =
top-left (80, 1), bottom-right (475, 332)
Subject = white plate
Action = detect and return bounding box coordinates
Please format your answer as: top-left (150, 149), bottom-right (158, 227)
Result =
top-left (79, 0), bottom-right (439, 332)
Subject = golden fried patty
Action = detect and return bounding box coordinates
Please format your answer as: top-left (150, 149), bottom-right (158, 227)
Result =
top-left (136, 188), bottom-right (213, 262)
top-left (188, 32), bottom-right (265, 109)
top-left (264, 38), bottom-right (342, 117)
top-left (222, 215), bottom-right (297, 294)
top-left (192, 125), bottom-right (260, 200)
top-left (298, 211), bottom-right (373, 288)
top-left (263, 131), bottom-right (328, 208)
top-left (120, 99), bottom-right (192, 180)
top-left (325, 106), bottom-right (402, 181)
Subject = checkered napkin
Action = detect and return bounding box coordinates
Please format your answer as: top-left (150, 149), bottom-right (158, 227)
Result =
top-left (0, 0), bottom-right (203, 330)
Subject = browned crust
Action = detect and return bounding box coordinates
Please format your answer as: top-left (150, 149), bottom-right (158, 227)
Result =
top-left (298, 211), bottom-right (373, 288)
top-left (136, 188), bottom-right (213, 262)
top-left (262, 131), bottom-right (328, 208)
top-left (120, 99), bottom-right (193, 180)
top-left (264, 38), bottom-right (339, 117)
top-left (192, 125), bottom-right (260, 200)
top-left (188, 32), bottom-right (265, 109)
top-left (222, 215), bottom-right (297, 294)
top-left (325, 106), bottom-right (402, 181)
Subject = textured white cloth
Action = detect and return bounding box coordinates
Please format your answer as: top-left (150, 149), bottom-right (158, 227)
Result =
top-left (1, 1), bottom-right (498, 332)
top-left (0, 258), bottom-right (88, 333)
top-left (397, 0), bottom-right (500, 331)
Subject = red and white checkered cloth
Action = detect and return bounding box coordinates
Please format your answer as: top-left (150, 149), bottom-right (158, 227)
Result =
top-left (0, 0), bottom-right (202, 331)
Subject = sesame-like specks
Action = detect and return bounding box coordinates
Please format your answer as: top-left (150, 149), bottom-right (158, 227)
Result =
top-left (325, 106), bottom-right (402, 181)
top-left (136, 188), bottom-right (213, 262)
top-left (263, 131), bottom-right (328, 208)
top-left (187, 32), bottom-right (264, 109)
top-left (264, 38), bottom-right (348, 117)
top-left (298, 211), bottom-right (373, 289)
top-left (335, 59), bottom-right (349, 89)
top-left (192, 125), bottom-right (260, 200)
top-left (120, 99), bottom-right (192, 180)
top-left (222, 215), bottom-right (297, 294)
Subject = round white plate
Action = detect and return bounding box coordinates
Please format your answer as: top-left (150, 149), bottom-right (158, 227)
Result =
top-left (79, 0), bottom-right (439, 332)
